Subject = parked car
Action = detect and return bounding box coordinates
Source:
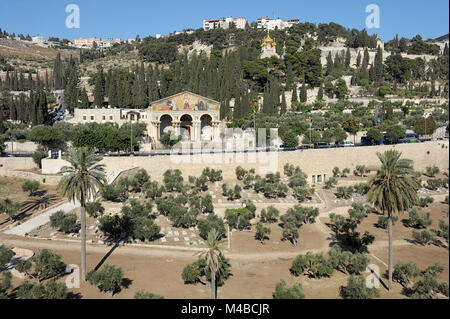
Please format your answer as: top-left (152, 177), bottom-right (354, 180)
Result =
top-left (337, 140), bottom-right (355, 147)
top-left (314, 142), bottom-right (331, 149)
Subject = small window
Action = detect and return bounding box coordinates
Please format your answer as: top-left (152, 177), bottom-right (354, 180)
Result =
top-left (110, 115), bottom-right (113, 121)
top-left (317, 175), bottom-right (322, 183)
top-left (90, 115), bottom-right (94, 121)
top-left (312, 175), bottom-right (316, 184)
top-left (102, 115), bottom-right (106, 121)
top-left (83, 115), bottom-right (87, 121)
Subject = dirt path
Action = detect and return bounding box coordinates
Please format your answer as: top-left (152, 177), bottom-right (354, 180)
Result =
top-left (0, 233), bottom-right (412, 263)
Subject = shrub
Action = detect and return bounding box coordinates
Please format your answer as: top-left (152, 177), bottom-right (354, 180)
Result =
top-left (197, 214), bottom-right (226, 240)
top-left (324, 177), bottom-right (338, 189)
top-left (255, 222), bottom-right (271, 244)
top-left (272, 280), bottom-right (305, 299)
top-left (134, 290), bottom-right (164, 299)
top-left (0, 245), bottom-right (14, 269)
top-left (425, 166), bottom-right (439, 177)
top-left (49, 210), bottom-right (79, 233)
top-left (393, 261), bottom-right (421, 287)
top-left (87, 264), bottom-right (124, 295)
top-left (376, 215), bottom-right (399, 229)
top-left (291, 252), bottom-right (334, 279)
top-left (407, 209), bottom-right (432, 228)
top-left (418, 196), bottom-right (434, 208)
top-left (260, 206), bottom-right (279, 223)
top-left (16, 280), bottom-right (68, 299)
top-left (33, 249), bottom-right (65, 281)
top-left (181, 256), bottom-right (231, 287)
top-left (21, 180), bottom-right (40, 196)
top-left (412, 230), bottom-right (436, 245)
top-left (336, 186), bottom-right (354, 199)
top-left (340, 275), bottom-right (380, 299)
top-left (225, 208), bottom-right (253, 230)
top-left (86, 201), bottom-right (104, 218)
top-left (32, 150), bottom-right (47, 169)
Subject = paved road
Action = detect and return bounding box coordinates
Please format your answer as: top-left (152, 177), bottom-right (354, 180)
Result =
top-left (4, 200), bottom-right (79, 236)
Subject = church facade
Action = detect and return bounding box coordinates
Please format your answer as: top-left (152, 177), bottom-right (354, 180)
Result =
top-left (68, 91), bottom-right (222, 144)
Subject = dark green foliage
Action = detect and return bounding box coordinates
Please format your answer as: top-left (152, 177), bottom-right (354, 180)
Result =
top-left (281, 129), bottom-right (299, 147)
top-left (33, 249), bottom-right (65, 281)
top-left (163, 169), bottom-right (184, 192)
top-left (393, 261), bottom-right (421, 287)
top-left (134, 290), bottom-right (164, 299)
top-left (16, 280), bottom-right (68, 299)
top-left (272, 280), bottom-right (305, 299)
top-left (260, 205), bottom-right (279, 223)
top-left (49, 210), bottom-right (79, 233)
top-left (255, 222), bottom-right (271, 244)
top-left (386, 124), bottom-right (406, 143)
top-left (407, 263), bottom-right (448, 298)
top-left (327, 246), bottom-right (369, 275)
top-left (0, 272), bottom-right (12, 298)
top-left (0, 245), bottom-right (14, 268)
top-left (376, 215), bottom-right (398, 229)
top-left (412, 230), bottom-right (436, 245)
top-left (21, 180), bottom-right (40, 196)
top-left (32, 151), bottom-right (47, 169)
top-left (291, 252), bottom-right (334, 278)
top-left (100, 182), bottom-right (128, 202)
top-left (86, 201), bottom-right (104, 218)
top-left (87, 264), bottom-right (124, 295)
top-left (336, 186), bottom-right (354, 199)
top-left (340, 275), bottom-right (380, 299)
top-left (407, 208), bottom-right (432, 228)
top-left (198, 214), bottom-right (226, 240)
top-left (144, 181), bottom-right (165, 200)
top-left (181, 256), bottom-right (231, 287)
top-left (418, 196), bottom-right (434, 208)
top-left (225, 207), bottom-right (253, 230)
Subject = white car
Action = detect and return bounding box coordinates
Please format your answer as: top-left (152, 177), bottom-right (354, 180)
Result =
top-left (337, 140), bottom-right (354, 147)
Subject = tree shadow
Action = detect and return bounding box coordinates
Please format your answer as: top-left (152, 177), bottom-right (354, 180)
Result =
top-left (93, 242), bottom-right (119, 271)
top-left (67, 292), bottom-right (83, 299)
top-left (121, 278), bottom-right (133, 289)
top-left (20, 194), bottom-right (61, 217)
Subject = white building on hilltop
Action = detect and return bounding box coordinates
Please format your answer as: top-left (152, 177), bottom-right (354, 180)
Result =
top-left (203, 17), bottom-right (248, 31)
top-left (257, 17), bottom-right (299, 30)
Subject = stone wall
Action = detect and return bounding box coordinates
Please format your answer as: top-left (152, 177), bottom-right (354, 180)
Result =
top-left (38, 140), bottom-right (449, 184)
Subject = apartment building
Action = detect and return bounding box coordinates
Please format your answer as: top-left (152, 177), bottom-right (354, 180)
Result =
top-left (203, 17), bottom-right (248, 31)
top-left (257, 17), bottom-right (299, 30)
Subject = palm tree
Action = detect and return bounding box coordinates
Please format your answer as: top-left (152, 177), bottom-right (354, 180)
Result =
top-left (197, 229), bottom-right (226, 299)
top-left (58, 148), bottom-right (106, 281)
top-left (366, 150), bottom-right (419, 291)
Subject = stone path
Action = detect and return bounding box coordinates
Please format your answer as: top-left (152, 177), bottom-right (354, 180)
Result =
top-left (4, 200), bottom-right (80, 236)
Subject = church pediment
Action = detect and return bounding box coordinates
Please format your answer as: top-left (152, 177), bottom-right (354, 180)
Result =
top-left (150, 91), bottom-right (220, 112)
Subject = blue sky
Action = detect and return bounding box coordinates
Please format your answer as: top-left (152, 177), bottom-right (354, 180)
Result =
top-left (0, 0), bottom-right (448, 41)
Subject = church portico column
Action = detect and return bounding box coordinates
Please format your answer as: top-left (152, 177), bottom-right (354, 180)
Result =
top-left (193, 121), bottom-right (201, 142)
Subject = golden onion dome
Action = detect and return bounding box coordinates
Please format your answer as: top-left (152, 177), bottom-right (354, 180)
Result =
top-left (261, 30), bottom-right (276, 48)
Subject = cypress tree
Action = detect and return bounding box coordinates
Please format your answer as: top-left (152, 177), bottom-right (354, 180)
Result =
top-left (356, 51), bottom-right (361, 68)
top-left (300, 82), bottom-right (307, 103)
top-left (93, 64), bottom-right (105, 107)
top-left (291, 83), bottom-right (298, 103)
top-left (345, 48), bottom-right (351, 68)
top-left (280, 89), bottom-right (287, 114)
top-left (317, 83), bottom-right (324, 101)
